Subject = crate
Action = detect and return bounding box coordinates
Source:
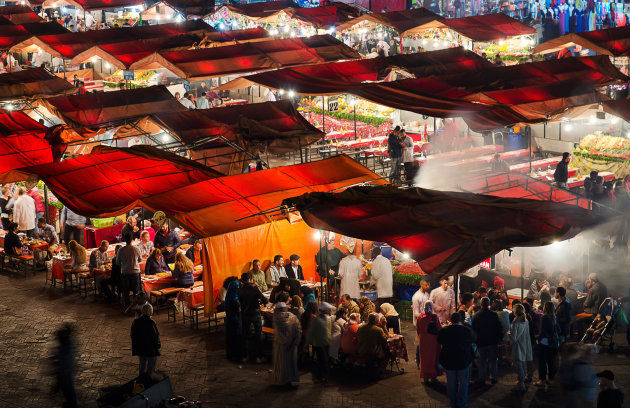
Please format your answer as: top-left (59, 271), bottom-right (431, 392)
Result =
top-left (92, 217), bottom-right (115, 228)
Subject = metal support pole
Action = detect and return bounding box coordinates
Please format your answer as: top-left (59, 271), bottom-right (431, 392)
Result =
top-left (353, 98), bottom-right (357, 140)
top-left (529, 126), bottom-right (532, 174)
top-left (520, 249), bottom-right (525, 301)
top-left (322, 96), bottom-right (325, 132)
top-left (44, 184), bottom-right (49, 225)
top-left (558, 122), bottom-right (562, 141)
top-left (298, 138), bottom-right (303, 164)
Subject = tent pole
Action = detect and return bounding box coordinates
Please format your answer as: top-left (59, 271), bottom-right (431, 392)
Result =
top-left (44, 184), bottom-right (49, 225)
top-left (298, 138), bottom-right (303, 164)
top-left (322, 96), bottom-right (325, 132)
top-left (353, 96), bottom-right (357, 140)
top-left (529, 126), bottom-right (532, 174)
top-left (558, 122), bottom-right (562, 141)
top-left (520, 249), bottom-right (525, 301)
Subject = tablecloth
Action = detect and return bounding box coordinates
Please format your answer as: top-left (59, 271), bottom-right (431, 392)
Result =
top-left (386, 334), bottom-right (409, 362)
top-left (510, 157), bottom-right (561, 172)
top-left (568, 171), bottom-right (614, 188)
top-left (177, 285), bottom-right (205, 308)
top-left (51, 256), bottom-right (72, 280)
top-left (142, 268), bottom-right (202, 293)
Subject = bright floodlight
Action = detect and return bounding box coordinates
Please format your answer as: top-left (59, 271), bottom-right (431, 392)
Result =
top-left (403, 252), bottom-right (410, 259)
top-left (288, 90), bottom-right (295, 98)
top-left (313, 231), bottom-right (321, 240)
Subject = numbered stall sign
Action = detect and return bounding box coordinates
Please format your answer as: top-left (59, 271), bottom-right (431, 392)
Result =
top-left (328, 96), bottom-right (339, 112)
top-left (182, 80), bottom-right (191, 92)
top-left (122, 70), bottom-right (134, 81)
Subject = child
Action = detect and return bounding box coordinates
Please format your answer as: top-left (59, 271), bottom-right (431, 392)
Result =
top-left (585, 313), bottom-right (607, 343)
top-left (125, 292), bottom-right (151, 319)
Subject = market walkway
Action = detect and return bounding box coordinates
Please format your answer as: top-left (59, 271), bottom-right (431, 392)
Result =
top-left (1, 272), bottom-right (629, 408)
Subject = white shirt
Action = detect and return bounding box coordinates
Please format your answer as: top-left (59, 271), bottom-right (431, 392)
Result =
top-left (429, 286), bottom-right (456, 324)
top-left (370, 254), bottom-right (393, 298)
top-left (14, 195), bottom-right (35, 231)
top-left (338, 255), bottom-right (361, 299)
top-left (411, 288), bottom-right (431, 327)
top-left (180, 98), bottom-right (195, 109)
top-left (266, 264), bottom-right (287, 286)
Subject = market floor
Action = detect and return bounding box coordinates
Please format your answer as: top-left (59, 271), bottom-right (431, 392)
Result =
top-left (1, 272), bottom-right (630, 408)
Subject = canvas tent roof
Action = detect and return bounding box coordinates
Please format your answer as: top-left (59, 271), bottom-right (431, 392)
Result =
top-left (0, 5), bottom-right (43, 24)
top-left (283, 185), bottom-right (601, 279)
top-left (129, 35), bottom-right (361, 80)
top-left (40, 86), bottom-right (186, 128)
top-left (336, 7), bottom-right (440, 33)
top-left (532, 26), bottom-right (630, 56)
top-left (0, 21), bottom-right (68, 50)
top-left (408, 13), bottom-right (536, 41)
top-left (206, 1), bottom-right (299, 21)
top-left (0, 67), bottom-right (77, 101)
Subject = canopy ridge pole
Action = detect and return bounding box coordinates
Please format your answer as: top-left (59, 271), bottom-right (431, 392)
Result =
top-left (22, 100), bottom-right (56, 126)
top-left (216, 134), bottom-right (269, 169)
top-left (128, 120), bottom-right (164, 147)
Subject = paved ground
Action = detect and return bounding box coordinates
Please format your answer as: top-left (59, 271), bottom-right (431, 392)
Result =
top-left (1, 271), bottom-right (630, 408)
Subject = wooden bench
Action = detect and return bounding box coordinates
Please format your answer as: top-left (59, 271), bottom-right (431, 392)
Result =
top-left (149, 287), bottom-right (185, 313)
top-left (182, 304), bottom-right (205, 329)
top-left (78, 271), bottom-right (97, 298)
top-left (209, 311), bottom-right (226, 332)
top-left (262, 326), bottom-right (275, 335)
top-left (0, 251), bottom-right (37, 276)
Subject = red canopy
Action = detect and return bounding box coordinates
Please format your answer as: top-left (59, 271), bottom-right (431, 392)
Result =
top-left (336, 7), bottom-right (440, 33)
top-left (420, 13), bottom-right (536, 41)
top-left (280, 5), bottom-right (360, 28)
top-left (32, 20), bottom-right (213, 59)
top-left (41, 85), bottom-right (186, 127)
top-left (140, 155), bottom-right (387, 237)
top-left (152, 100), bottom-right (324, 174)
top-left (216, 47), bottom-right (491, 94)
top-left (0, 111), bottom-right (63, 177)
top-left (0, 67), bottom-right (77, 100)
top-left (0, 5), bottom-right (43, 24)
top-left (153, 0), bottom-right (215, 18)
top-left (209, 1), bottom-right (299, 20)
top-left (61, 0), bottom-right (145, 11)
top-left (284, 186), bottom-right (601, 278)
top-left (129, 35), bottom-right (361, 79)
top-left (18, 145), bottom-right (223, 216)
top-left (533, 26), bottom-right (630, 57)
top-left (0, 21), bottom-right (68, 49)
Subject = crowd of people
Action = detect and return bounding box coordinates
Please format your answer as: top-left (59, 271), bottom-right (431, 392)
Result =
top-left (411, 271), bottom-right (622, 408)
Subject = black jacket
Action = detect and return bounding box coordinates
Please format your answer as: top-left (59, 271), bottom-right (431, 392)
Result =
top-left (286, 264), bottom-right (304, 280)
top-left (437, 324), bottom-right (476, 370)
top-left (185, 246), bottom-right (202, 264)
top-left (238, 282), bottom-right (268, 315)
top-left (387, 133), bottom-right (402, 158)
top-left (556, 299), bottom-right (572, 337)
top-left (121, 223), bottom-right (140, 243)
top-left (539, 314), bottom-right (560, 348)
top-left (131, 315), bottom-right (161, 357)
top-left (584, 281), bottom-right (607, 314)
top-left (554, 160), bottom-right (569, 183)
top-left (471, 307), bottom-right (503, 347)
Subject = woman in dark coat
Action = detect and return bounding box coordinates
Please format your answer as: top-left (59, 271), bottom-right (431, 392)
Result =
top-left (225, 280), bottom-right (242, 361)
top-left (131, 304), bottom-right (161, 376)
top-left (144, 248), bottom-right (169, 276)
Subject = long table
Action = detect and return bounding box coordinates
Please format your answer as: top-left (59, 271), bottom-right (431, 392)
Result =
top-left (416, 145), bottom-right (504, 165)
top-left (567, 171), bottom-right (615, 189)
top-left (142, 267), bottom-right (203, 293)
top-left (510, 157), bottom-right (561, 172)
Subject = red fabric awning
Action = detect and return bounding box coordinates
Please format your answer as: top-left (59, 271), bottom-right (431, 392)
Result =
top-left (533, 26), bottom-right (630, 56)
top-left (209, 1), bottom-right (299, 20)
top-left (0, 21), bottom-right (68, 49)
top-left (0, 111), bottom-right (63, 176)
top-left (152, 100), bottom-right (324, 174)
top-left (129, 35), bottom-right (361, 79)
top-left (281, 5), bottom-right (360, 28)
top-left (0, 67), bottom-right (77, 100)
top-left (141, 155), bottom-right (387, 237)
top-left (41, 85), bottom-right (187, 127)
top-left (336, 7), bottom-right (440, 33)
top-left (284, 186), bottom-right (601, 279)
top-left (61, 0), bottom-right (145, 11)
top-left (0, 5), bottom-right (43, 24)
top-left (32, 20), bottom-right (213, 59)
top-left (18, 145), bottom-right (223, 216)
top-left (423, 13), bottom-right (536, 41)
top-left (216, 47), bottom-right (491, 94)
top-left (154, 0), bottom-right (215, 17)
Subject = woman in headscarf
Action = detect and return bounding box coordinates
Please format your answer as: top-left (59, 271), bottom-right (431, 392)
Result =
top-left (359, 296), bottom-right (375, 323)
top-left (272, 300), bottom-right (302, 388)
top-left (341, 312), bottom-right (361, 358)
top-left (300, 286), bottom-right (316, 306)
top-left (225, 280), bottom-right (242, 361)
top-left (417, 301), bottom-right (442, 384)
top-left (380, 303), bottom-right (401, 334)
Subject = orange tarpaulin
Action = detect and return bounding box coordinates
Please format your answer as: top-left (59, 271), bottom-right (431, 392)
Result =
top-left (202, 220), bottom-right (322, 306)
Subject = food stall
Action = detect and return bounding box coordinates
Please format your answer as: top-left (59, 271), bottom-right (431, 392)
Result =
top-left (573, 133), bottom-right (630, 176)
top-left (103, 69), bottom-right (159, 89)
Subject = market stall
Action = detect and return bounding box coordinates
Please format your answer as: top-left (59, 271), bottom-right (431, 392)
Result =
top-left (204, 1), bottom-right (299, 30)
top-left (404, 13), bottom-right (537, 63)
top-left (258, 4), bottom-right (359, 36)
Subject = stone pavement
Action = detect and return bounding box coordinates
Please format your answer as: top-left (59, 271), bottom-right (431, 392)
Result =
top-left (1, 272), bottom-right (630, 408)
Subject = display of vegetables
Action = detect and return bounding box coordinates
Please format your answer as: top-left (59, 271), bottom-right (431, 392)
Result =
top-left (574, 133), bottom-right (630, 161)
top-left (392, 261), bottom-right (426, 286)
